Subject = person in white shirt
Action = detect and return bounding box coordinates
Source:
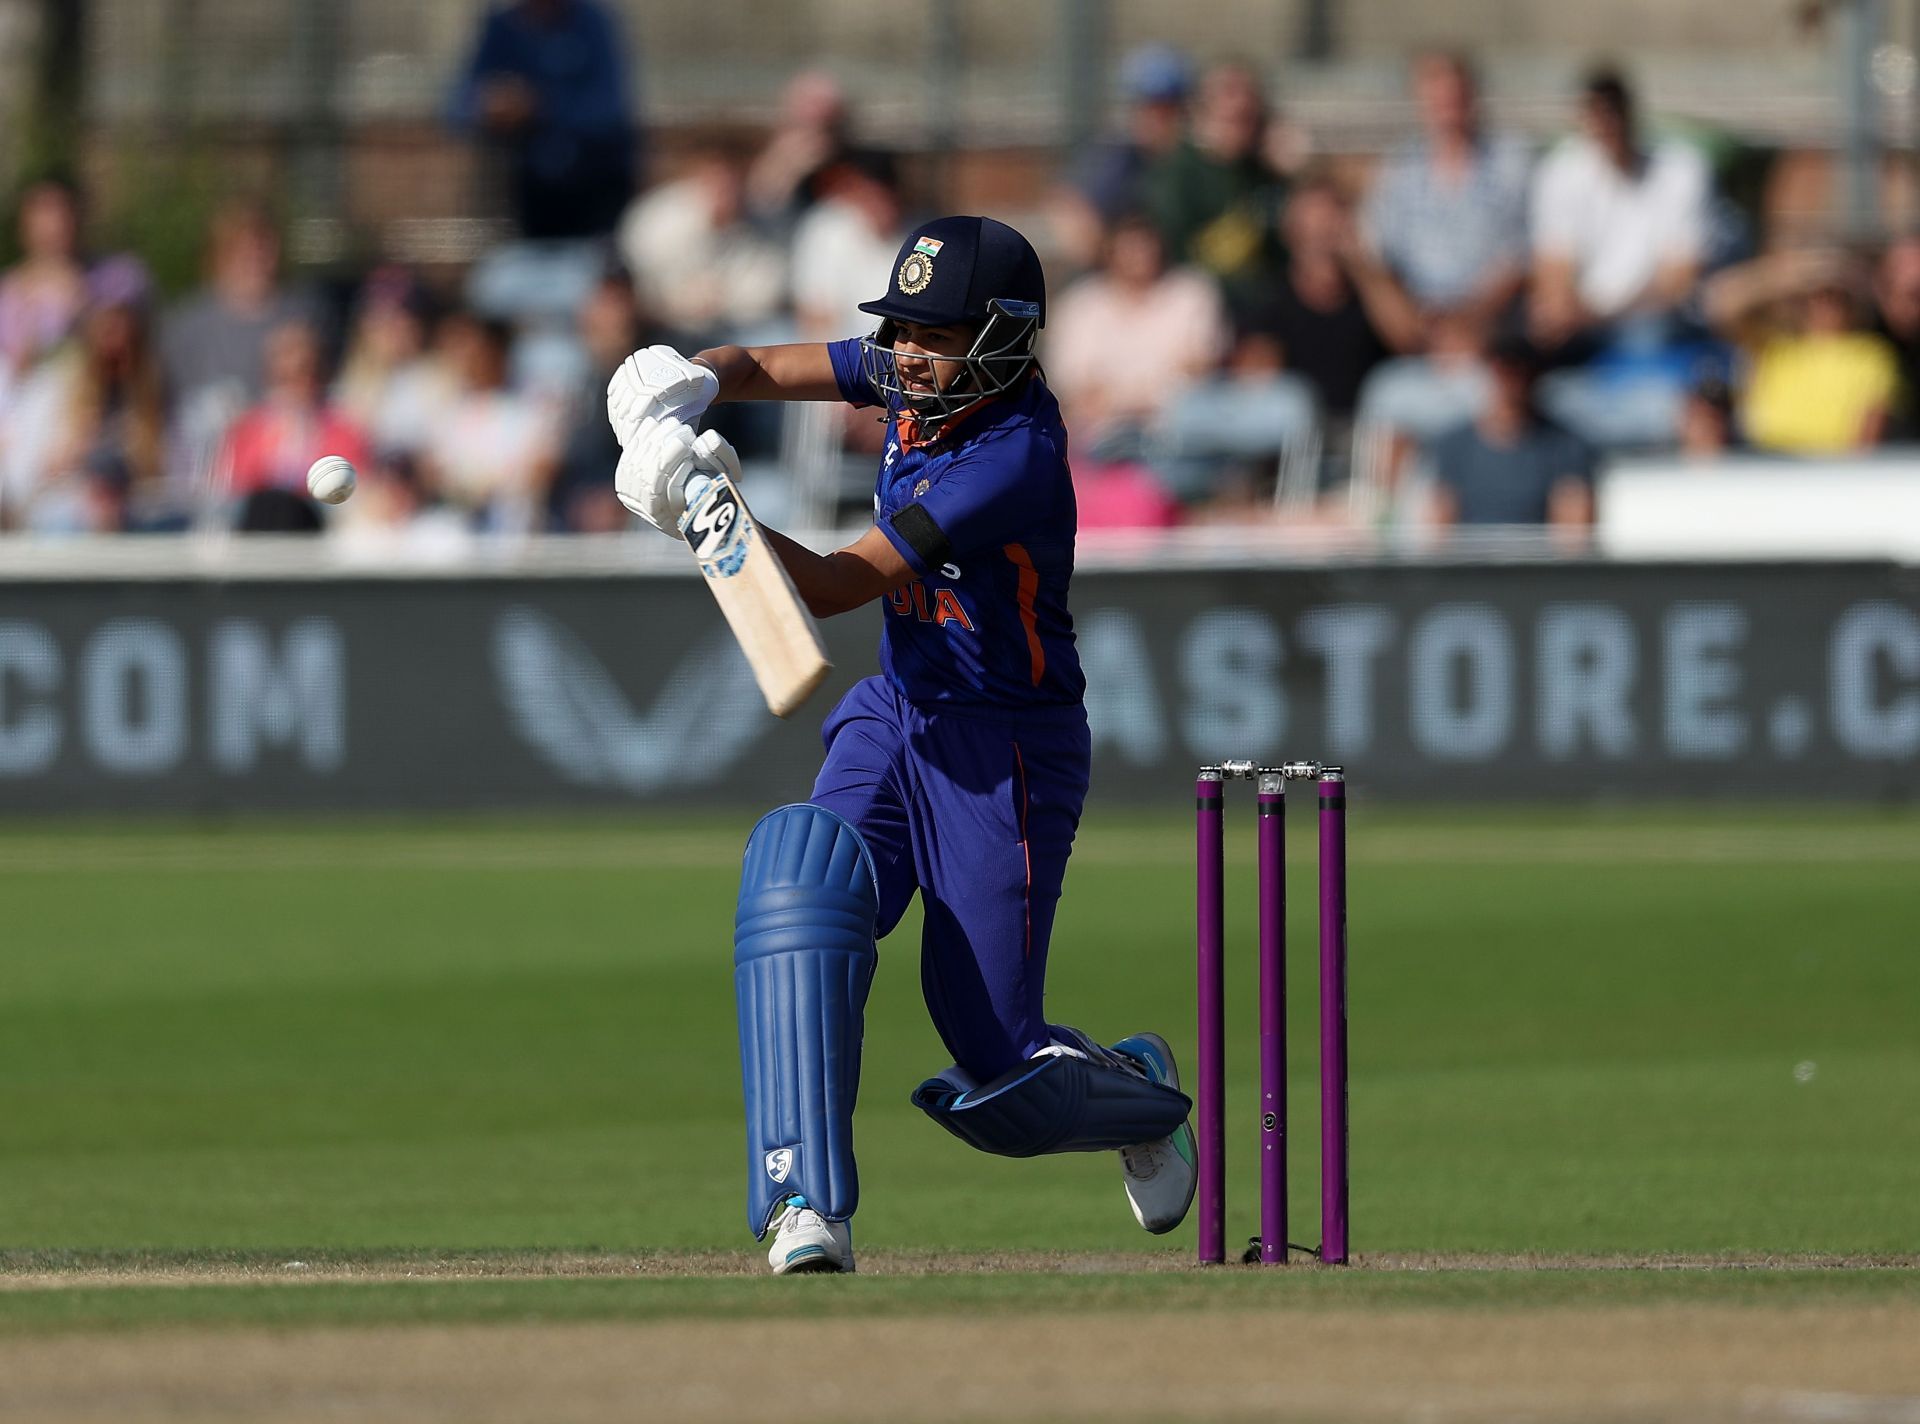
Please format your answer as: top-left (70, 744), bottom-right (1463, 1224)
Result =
top-left (418, 313), bottom-right (560, 533)
top-left (616, 150), bottom-right (786, 342)
top-left (790, 153), bottom-right (907, 341)
top-left (1528, 69), bottom-right (1709, 352)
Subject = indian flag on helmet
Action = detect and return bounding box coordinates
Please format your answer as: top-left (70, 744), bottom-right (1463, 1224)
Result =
top-left (912, 236), bottom-right (944, 258)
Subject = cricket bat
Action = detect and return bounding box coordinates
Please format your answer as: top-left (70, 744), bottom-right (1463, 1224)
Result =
top-left (677, 471), bottom-right (831, 718)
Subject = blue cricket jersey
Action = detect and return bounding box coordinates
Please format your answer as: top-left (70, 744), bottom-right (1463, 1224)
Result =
top-left (827, 338), bottom-right (1086, 716)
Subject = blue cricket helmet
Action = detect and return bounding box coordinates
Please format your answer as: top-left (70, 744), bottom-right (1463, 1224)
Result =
top-left (858, 215), bottom-right (1046, 329)
top-left (857, 215), bottom-right (1046, 431)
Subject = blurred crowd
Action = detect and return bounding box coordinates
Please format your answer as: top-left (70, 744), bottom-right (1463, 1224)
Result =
top-left (4, 0), bottom-right (1920, 540)
top-left (1047, 49), bottom-right (1920, 534)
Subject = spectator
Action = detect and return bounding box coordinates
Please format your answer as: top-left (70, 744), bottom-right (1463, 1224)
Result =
top-left (450, 0), bottom-right (636, 240)
top-left (417, 313), bottom-right (560, 532)
top-left (234, 488), bottom-right (325, 534)
top-left (746, 70), bottom-right (855, 231)
top-left (1045, 215), bottom-right (1228, 453)
top-left (1239, 174), bottom-right (1421, 421)
top-left (1084, 46), bottom-right (1193, 221)
top-left (0, 177), bottom-right (91, 379)
top-left (326, 457), bottom-right (434, 543)
top-left (790, 153), bottom-right (906, 340)
top-left (1704, 248), bottom-right (1896, 454)
top-left (333, 267), bottom-right (451, 462)
top-left (219, 320), bottom-right (370, 501)
top-left (1050, 46), bottom-right (1193, 273)
top-left (1150, 328), bottom-right (1320, 508)
top-left (1529, 68), bottom-right (1709, 352)
top-left (1141, 62), bottom-right (1287, 299)
top-left (1872, 234), bottom-right (1920, 438)
top-left (1350, 311), bottom-right (1495, 515)
top-left (1358, 310), bottom-right (1495, 435)
top-left (1364, 51), bottom-right (1531, 323)
top-left (548, 271), bottom-right (691, 531)
top-left (616, 148), bottom-right (786, 343)
top-left (160, 199), bottom-right (322, 480)
top-left (1426, 337), bottom-right (1595, 528)
top-left (0, 259), bottom-right (166, 533)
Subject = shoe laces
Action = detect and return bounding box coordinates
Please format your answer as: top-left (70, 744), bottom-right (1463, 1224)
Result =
top-left (779, 1200), bottom-right (816, 1232)
top-left (1121, 1139), bottom-right (1164, 1177)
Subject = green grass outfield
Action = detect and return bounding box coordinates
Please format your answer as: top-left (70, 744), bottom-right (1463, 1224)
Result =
top-left (2, 806), bottom-right (1917, 1327)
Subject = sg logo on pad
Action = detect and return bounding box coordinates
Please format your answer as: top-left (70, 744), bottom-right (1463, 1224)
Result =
top-left (764, 1148), bottom-right (795, 1184)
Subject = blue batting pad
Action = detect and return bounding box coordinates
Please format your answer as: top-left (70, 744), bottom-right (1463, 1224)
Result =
top-left (735, 803), bottom-right (879, 1239)
top-left (911, 1052), bottom-right (1192, 1158)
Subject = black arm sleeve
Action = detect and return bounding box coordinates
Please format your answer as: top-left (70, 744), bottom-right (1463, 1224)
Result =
top-left (888, 502), bottom-right (953, 572)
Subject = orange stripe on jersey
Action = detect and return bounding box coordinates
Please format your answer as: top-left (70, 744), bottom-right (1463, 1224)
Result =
top-left (1003, 543), bottom-right (1046, 686)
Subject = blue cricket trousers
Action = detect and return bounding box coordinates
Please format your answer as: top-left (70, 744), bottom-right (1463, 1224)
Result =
top-left (810, 675), bottom-right (1091, 1082)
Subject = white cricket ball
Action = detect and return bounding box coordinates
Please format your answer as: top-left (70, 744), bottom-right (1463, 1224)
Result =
top-left (306, 455), bottom-right (358, 505)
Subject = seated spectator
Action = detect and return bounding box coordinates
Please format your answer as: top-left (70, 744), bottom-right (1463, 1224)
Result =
top-left (1141, 62), bottom-right (1288, 301)
top-left (234, 487), bottom-right (324, 534)
top-left (1426, 338), bottom-right (1595, 528)
top-left (1529, 69), bottom-right (1709, 354)
top-left (548, 271), bottom-right (692, 531)
top-left (1350, 311), bottom-right (1494, 517)
top-left (1705, 249), bottom-right (1897, 454)
top-left (1356, 311), bottom-right (1494, 440)
top-left (1151, 334), bottom-right (1320, 507)
top-left (1050, 46), bottom-right (1193, 275)
top-left (1364, 51), bottom-right (1531, 324)
top-left (219, 320), bottom-right (370, 502)
top-left (0, 259), bottom-right (167, 533)
top-left (1239, 174), bottom-right (1421, 422)
top-left (0, 177), bottom-right (91, 379)
top-left (746, 70), bottom-right (855, 232)
top-left (1872, 234), bottom-right (1920, 438)
top-left (417, 312), bottom-right (560, 532)
top-left (791, 153), bottom-right (906, 341)
top-left (334, 267), bottom-right (452, 462)
top-left (617, 148), bottom-right (786, 343)
top-left (161, 199), bottom-right (322, 483)
top-left (448, 0), bottom-right (637, 239)
top-left (1045, 215), bottom-right (1227, 455)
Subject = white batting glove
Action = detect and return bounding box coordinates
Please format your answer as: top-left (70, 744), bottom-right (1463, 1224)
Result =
top-left (615, 417), bottom-right (741, 538)
top-left (606, 345), bottom-right (720, 448)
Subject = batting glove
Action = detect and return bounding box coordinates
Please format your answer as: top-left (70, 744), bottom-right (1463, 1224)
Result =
top-left (615, 416), bottom-right (741, 538)
top-left (607, 345), bottom-right (720, 448)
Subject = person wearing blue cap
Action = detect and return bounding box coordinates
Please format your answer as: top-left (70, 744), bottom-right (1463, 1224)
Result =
top-left (1069, 46), bottom-right (1194, 226)
top-left (606, 217), bottom-right (1197, 1274)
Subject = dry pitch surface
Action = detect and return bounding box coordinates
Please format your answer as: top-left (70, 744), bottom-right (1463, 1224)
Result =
top-left (2, 1254), bottom-right (1918, 1424)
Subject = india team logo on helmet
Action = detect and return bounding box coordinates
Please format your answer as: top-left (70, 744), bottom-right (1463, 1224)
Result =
top-left (897, 251), bottom-right (935, 295)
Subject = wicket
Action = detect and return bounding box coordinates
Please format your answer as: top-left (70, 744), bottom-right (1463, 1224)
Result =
top-left (1195, 760), bottom-right (1349, 1266)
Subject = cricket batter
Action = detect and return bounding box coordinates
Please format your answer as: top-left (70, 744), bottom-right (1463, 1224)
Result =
top-left (605, 217), bottom-right (1195, 1273)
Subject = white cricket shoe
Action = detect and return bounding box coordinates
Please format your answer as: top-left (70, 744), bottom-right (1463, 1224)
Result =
top-left (766, 1195), bottom-right (856, 1275)
top-left (1111, 1033), bottom-right (1198, 1235)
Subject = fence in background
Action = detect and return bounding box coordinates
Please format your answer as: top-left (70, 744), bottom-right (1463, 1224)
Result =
top-left (3, 555), bottom-right (1915, 812)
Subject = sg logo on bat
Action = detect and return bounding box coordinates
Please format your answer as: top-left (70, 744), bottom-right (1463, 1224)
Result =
top-left (684, 478), bottom-right (750, 578)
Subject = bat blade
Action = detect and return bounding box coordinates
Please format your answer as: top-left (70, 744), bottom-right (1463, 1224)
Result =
top-left (680, 473), bottom-right (831, 718)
